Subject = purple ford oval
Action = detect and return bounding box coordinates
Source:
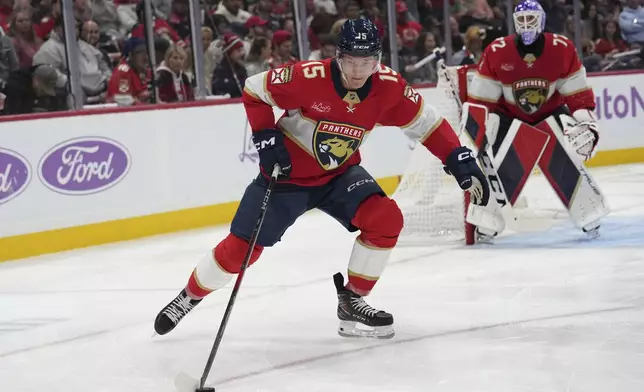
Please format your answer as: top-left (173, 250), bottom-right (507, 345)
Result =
top-left (0, 148), bottom-right (32, 204)
top-left (39, 137), bottom-right (131, 195)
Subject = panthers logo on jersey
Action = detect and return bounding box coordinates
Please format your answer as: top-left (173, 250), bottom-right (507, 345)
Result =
top-left (313, 121), bottom-right (366, 170)
top-left (512, 78), bottom-right (549, 114)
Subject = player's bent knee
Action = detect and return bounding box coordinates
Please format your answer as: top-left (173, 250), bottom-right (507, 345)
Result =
top-left (214, 233), bottom-right (264, 273)
top-left (351, 195), bottom-right (404, 248)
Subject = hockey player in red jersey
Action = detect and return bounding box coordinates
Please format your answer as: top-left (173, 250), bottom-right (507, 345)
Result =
top-left (154, 19), bottom-right (489, 339)
top-left (462, 0), bottom-right (609, 242)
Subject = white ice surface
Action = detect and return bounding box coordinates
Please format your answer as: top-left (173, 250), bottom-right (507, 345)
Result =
top-left (1, 164), bottom-right (643, 392)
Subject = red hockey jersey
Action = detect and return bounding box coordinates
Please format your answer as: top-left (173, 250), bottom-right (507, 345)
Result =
top-left (107, 61), bottom-right (151, 104)
top-left (242, 58), bottom-right (461, 186)
top-left (467, 33), bottom-right (596, 124)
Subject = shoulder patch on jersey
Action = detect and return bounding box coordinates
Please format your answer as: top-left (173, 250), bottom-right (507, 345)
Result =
top-left (404, 84), bottom-right (420, 104)
top-left (512, 78), bottom-right (550, 114)
top-left (270, 65), bottom-right (294, 85)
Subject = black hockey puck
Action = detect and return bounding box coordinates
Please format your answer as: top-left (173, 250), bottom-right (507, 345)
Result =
top-left (195, 388), bottom-right (215, 392)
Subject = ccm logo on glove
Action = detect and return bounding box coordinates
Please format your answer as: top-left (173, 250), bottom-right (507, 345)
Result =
top-left (252, 129), bottom-right (292, 178)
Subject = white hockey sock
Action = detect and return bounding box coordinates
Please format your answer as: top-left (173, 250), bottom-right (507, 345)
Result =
top-left (187, 251), bottom-right (234, 298)
top-left (346, 238), bottom-right (392, 296)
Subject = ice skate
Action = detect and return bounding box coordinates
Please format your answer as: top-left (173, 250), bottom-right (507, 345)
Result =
top-left (583, 221), bottom-right (601, 240)
top-left (333, 273), bottom-right (394, 339)
top-left (154, 289), bottom-right (202, 335)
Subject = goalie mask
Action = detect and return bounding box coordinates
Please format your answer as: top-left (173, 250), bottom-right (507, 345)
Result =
top-left (336, 19), bottom-right (382, 82)
top-left (513, 0), bottom-right (546, 46)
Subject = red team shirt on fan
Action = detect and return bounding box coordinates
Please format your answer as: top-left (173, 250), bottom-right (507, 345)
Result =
top-left (242, 58), bottom-right (460, 186)
top-left (467, 33), bottom-right (595, 124)
top-left (107, 61), bottom-right (151, 104)
top-left (397, 21), bottom-right (423, 48)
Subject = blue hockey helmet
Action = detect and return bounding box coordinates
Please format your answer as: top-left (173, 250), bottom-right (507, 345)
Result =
top-left (513, 0), bottom-right (546, 45)
top-left (337, 18), bottom-right (382, 58)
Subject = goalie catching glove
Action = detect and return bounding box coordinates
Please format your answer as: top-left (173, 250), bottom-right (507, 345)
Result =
top-left (560, 109), bottom-right (600, 161)
top-left (444, 146), bottom-right (490, 206)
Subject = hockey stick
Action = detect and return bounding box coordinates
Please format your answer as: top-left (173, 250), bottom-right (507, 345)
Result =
top-left (438, 62), bottom-right (553, 236)
top-left (405, 47), bottom-right (446, 72)
top-left (175, 165), bottom-right (281, 392)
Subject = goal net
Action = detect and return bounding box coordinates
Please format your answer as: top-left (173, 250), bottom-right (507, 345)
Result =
top-left (393, 64), bottom-right (568, 246)
top-left (392, 64), bottom-right (474, 245)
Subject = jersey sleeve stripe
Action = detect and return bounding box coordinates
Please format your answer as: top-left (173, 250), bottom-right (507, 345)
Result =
top-left (556, 68), bottom-right (590, 96)
top-left (468, 73), bottom-right (502, 102)
top-left (243, 71), bottom-right (276, 106)
top-left (400, 101), bottom-right (442, 143)
top-left (467, 92), bottom-right (499, 103)
top-left (397, 97), bottom-right (424, 129)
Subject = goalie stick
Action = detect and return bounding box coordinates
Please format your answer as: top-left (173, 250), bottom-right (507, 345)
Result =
top-left (175, 165), bottom-right (281, 392)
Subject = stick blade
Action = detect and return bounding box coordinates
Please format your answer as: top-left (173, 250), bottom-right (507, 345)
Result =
top-left (174, 372), bottom-right (200, 392)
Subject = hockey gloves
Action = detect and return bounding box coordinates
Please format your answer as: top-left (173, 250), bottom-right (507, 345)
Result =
top-left (444, 146), bottom-right (490, 206)
top-left (252, 128), bottom-right (292, 179)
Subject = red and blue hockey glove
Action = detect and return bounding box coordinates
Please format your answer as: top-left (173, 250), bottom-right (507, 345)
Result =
top-left (444, 146), bottom-right (490, 206)
top-left (252, 128), bottom-right (292, 179)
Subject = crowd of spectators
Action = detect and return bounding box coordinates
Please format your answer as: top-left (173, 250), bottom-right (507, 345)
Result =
top-left (0, 0), bottom-right (641, 114)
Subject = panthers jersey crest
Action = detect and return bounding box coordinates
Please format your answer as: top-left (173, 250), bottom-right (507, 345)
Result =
top-left (313, 121), bottom-right (366, 170)
top-left (512, 78), bottom-right (549, 114)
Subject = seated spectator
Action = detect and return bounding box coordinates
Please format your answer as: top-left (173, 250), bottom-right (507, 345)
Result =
top-left (1, 64), bottom-right (65, 114)
top-left (248, 0), bottom-right (273, 23)
top-left (130, 2), bottom-right (183, 47)
top-left (451, 25), bottom-right (484, 66)
top-left (107, 37), bottom-right (151, 105)
top-left (88, 0), bottom-right (123, 40)
top-left (404, 31), bottom-right (439, 84)
top-left (396, 1), bottom-right (423, 48)
top-left (243, 15), bottom-right (270, 57)
top-left (215, 0), bottom-right (251, 25)
top-left (33, 0), bottom-right (61, 40)
top-left (595, 20), bottom-right (629, 56)
top-left (0, 0), bottom-right (12, 32)
top-left (619, 0), bottom-right (644, 46)
top-left (0, 28), bottom-right (18, 84)
top-left (81, 20), bottom-right (114, 70)
top-left (9, 7), bottom-right (42, 68)
top-left (211, 33), bottom-right (246, 97)
top-left (156, 45), bottom-right (193, 103)
top-left (308, 33), bottom-right (336, 60)
top-left (33, 18), bottom-right (111, 103)
top-left (115, 0), bottom-right (140, 33)
top-left (315, 0), bottom-right (338, 15)
top-left (168, 0), bottom-right (191, 41)
top-left (583, 3), bottom-right (604, 41)
top-left (204, 34), bottom-right (225, 92)
top-left (202, 26), bottom-right (214, 50)
top-left (268, 29), bottom-right (297, 68)
top-left (245, 36), bottom-right (271, 76)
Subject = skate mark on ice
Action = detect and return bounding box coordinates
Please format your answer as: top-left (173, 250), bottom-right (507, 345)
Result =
top-left (214, 304), bottom-right (643, 387)
top-left (0, 250), bottom-right (443, 358)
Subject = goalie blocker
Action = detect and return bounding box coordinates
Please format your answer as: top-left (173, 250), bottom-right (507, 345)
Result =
top-left (461, 103), bottom-right (609, 242)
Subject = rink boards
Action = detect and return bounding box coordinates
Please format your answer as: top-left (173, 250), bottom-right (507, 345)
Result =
top-left (1, 71), bottom-right (643, 261)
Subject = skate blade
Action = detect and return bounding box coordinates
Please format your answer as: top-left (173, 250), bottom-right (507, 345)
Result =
top-left (338, 320), bottom-right (394, 339)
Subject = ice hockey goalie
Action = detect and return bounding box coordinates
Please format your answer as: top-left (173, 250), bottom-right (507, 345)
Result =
top-left (462, 0), bottom-right (609, 243)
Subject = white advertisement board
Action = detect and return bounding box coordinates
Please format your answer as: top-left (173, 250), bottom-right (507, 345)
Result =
top-left (1, 72), bottom-right (643, 239)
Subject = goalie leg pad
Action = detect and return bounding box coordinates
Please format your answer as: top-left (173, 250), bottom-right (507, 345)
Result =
top-left (492, 119), bottom-right (551, 205)
top-left (186, 233), bottom-right (263, 298)
top-left (535, 117), bottom-right (610, 230)
top-left (347, 195), bottom-right (403, 295)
